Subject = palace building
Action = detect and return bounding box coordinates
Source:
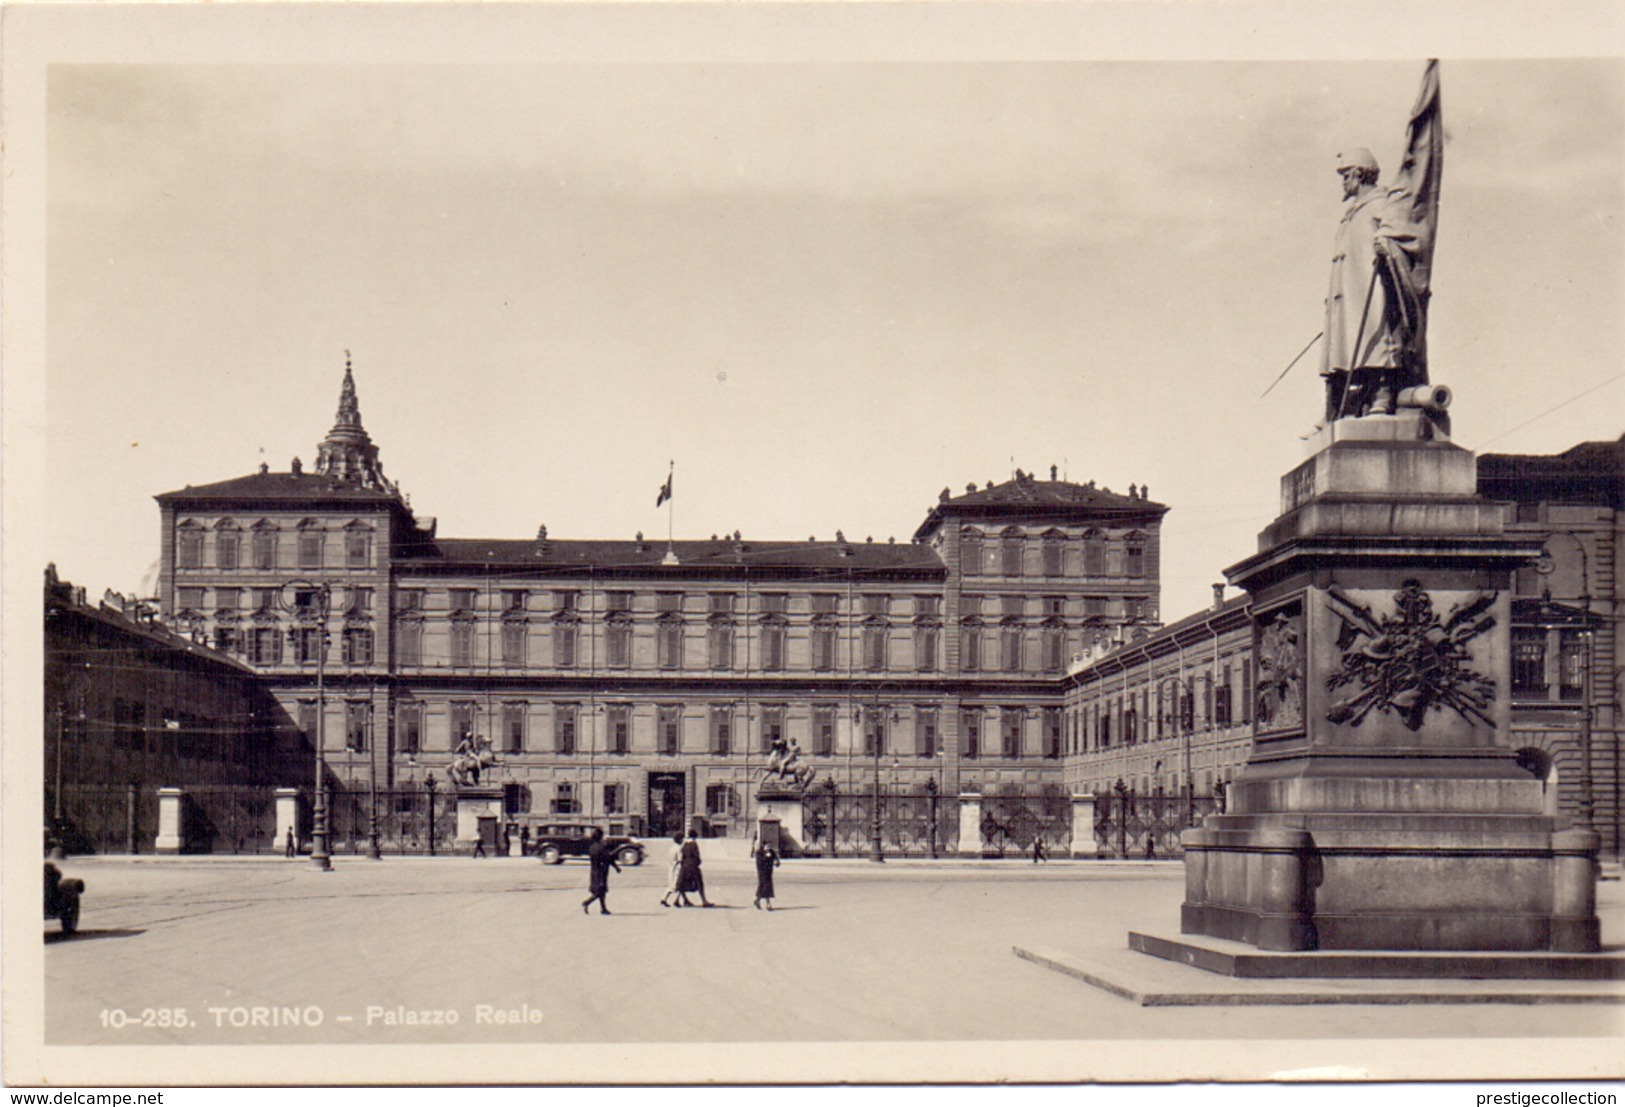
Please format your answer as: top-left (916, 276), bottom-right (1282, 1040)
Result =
top-left (148, 364), bottom-right (1166, 841)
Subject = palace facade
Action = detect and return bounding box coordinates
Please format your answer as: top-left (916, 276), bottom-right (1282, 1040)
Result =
top-left (151, 366), bottom-right (1166, 839)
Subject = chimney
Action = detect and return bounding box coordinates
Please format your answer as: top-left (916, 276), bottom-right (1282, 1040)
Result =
top-left (1212, 583), bottom-right (1225, 610)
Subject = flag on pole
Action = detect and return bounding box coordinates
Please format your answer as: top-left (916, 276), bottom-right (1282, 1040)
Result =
top-left (656, 466), bottom-right (673, 507)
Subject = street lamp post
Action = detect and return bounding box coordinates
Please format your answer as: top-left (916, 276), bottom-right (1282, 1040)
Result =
top-left (282, 580), bottom-right (336, 872)
top-left (425, 771), bottom-right (439, 856)
top-left (367, 695), bottom-right (382, 860)
top-left (864, 681), bottom-right (902, 863)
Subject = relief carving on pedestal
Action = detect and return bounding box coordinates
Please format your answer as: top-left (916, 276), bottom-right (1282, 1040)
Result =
top-left (1255, 609), bottom-right (1304, 734)
top-left (1325, 580), bottom-right (1496, 731)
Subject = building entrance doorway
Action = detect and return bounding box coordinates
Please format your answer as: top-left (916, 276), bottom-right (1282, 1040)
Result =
top-left (648, 772), bottom-right (687, 838)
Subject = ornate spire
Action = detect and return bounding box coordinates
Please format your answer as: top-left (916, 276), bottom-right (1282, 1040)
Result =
top-left (314, 351), bottom-right (394, 492)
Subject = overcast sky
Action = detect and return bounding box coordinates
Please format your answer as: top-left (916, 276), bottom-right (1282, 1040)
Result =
top-left (40, 51), bottom-right (1624, 620)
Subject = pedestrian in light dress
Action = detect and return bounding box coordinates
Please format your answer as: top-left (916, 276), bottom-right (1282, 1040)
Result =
top-left (581, 827), bottom-right (621, 916)
top-left (752, 842), bottom-right (780, 910)
top-left (660, 833), bottom-right (685, 908)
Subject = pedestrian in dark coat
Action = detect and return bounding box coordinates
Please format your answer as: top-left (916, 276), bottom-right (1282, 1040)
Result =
top-left (581, 827), bottom-right (621, 916)
top-left (677, 831), bottom-right (713, 907)
top-left (752, 843), bottom-right (780, 910)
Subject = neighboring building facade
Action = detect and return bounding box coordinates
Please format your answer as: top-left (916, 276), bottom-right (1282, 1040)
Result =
top-left (1064, 436), bottom-right (1623, 860)
top-left (44, 565), bottom-right (286, 852)
top-left (151, 366), bottom-right (1167, 840)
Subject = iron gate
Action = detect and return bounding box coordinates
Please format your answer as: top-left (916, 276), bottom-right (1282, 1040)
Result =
top-left (979, 790), bottom-right (1072, 857)
top-left (47, 784), bottom-right (156, 855)
top-left (327, 783), bottom-right (459, 855)
top-left (1093, 786), bottom-right (1222, 859)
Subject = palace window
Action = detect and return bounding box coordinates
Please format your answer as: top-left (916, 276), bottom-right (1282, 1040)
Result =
top-left (657, 617), bottom-right (684, 669)
top-left (1083, 532), bottom-right (1106, 577)
top-left (709, 705), bottom-right (733, 755)
top-left (1042, 626), bottom-right (1065, 673)
top-left (914, 624), bottom-right (939, 672)
top-left (960, 623), bottom-right (982, 672)
top-left (961, 531), bottom-right (984, 575)
top-left (502, 589), bottom-right (528, 614)
top-left (917, 709), bottom-right (938, 758)
top-left (554, 704), bottom-right (578, 755)
top-left (1559, 633), bottom-right (1586, 701)
top-left (342, 627), bottom-right (373, 665)
top-left (177, 525), bottom-right (204, 570)
top-left (915, 595), bottom-right (941, 618)
top-left (1512, 629), bottom-right (1547, 696)
top-left (606, 591), bottom-right (633, 614)
top-left (863, 708), bottom-right (887, 757)
top-left (213, 627), bottom-right (240, 654)
top-left (1001, 710), bottom-right (1022, 759)
top-left (761, 621), bottom-right (786, 671)
top-left (1125, 536), bottom-right (1146, 579)
top-left (962, 710), bottom-right (981, 759)
top-left (215, 523), bottom-right (240, 570)
top-left (656, 592), bottom-right (682, 614)
top-left (552, 782), bottom-right (578, 816)
top-left (1001, 533), bottom-right (1024, 576)
top-left (863, 593), bottom-right (889, 616)
top-left (501, 620), bottom-right (528, 667)
top-left (658, 705), bottom-right (682, 755)
top-left (606, 618), bottom-right (632, 669)
top-left (252, 525), bottom-right (278, 570)
top-left (710, 593), bottom-right (737, 615)
top-left (502, 703), bottom-right (526, 754)
top-left (297, 526), bottom-right (325, 570)
top-left (291, 626), bottom-right (327, 665)
top-left (397, 702), bottom-right (423, 755)
top-left (761, 706), bottom-right (785, 754)
top-left (451, 702), bottom-right (478, 747)
top-left (760, 593), bottom-right (788, 615)
top-left (450, 622), bottom-right (475, 667)
top-left (1042, 536), bottom-right (1064, 578)
top-left (705, 784), bottom-right (740, 819)
top-left (708, 621), bottom-right (735, 670)
top-left (1000, 623), bottom-right (1023, 673)
top-left (345, 527), bottom-right (372, 568)
top-left (863, 623), bottom-right (889, 672)
top-left (811, 619), bottom-right (837, 672)
top-left (604, 783), bottom-right (627, 814)
top-left (177, 586), bottom-right (206, 613)
top-left (397, 589), bottom-right (425, 612)
top-left (297, 700), bottom-right (318, 748)
top-left (450, 589), bottom-right (478, 615)
top-left (247, 627), bottom-right (283, 665)
top-left (1215, 666), bottom-right (1234, 726)
top-left (396, 620), bottom-right (423, 667)
top-left (607, 705), bottom-right (630, 755)
top-left (812, 706), bottom-right (836, 756)
top-left (345, 702), bottom-right (369, 752)
top-left (552, 621), bottom-right (577, 668)
top-left (1044, 708), bottom-right (1061, 759)
top-left (810, 594), bottom-right (840, 616)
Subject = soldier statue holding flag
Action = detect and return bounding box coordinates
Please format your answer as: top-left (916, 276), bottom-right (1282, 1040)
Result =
top-left (1321, 60), bottom-right (1443, 425)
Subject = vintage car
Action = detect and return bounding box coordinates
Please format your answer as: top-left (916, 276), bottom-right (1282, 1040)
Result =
top-left (525, 821), bottom-right (644, 867)
top-left (44, 861), bottom-right (85, 936)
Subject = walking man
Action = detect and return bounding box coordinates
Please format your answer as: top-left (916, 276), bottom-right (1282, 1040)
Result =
top-left (582, 827), bottom-right (621, 916)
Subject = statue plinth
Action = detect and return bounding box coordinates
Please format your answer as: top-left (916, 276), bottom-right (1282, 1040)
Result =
top-left (755, 790), bottom-right (807, 856)
top-left (453, 786), bottom-right (504, 846)
top-left (1177, 422), bottom-right (1600, 954)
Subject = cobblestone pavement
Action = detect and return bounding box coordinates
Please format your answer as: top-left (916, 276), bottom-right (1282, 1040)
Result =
top-left (35, 850), bottom-right (1625, 1077)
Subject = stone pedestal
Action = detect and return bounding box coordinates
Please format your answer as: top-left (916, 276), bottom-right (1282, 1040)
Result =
top-left (755, 788), bottom-right (806, 855)
top-left (1070, 795), bottom-right (1100, 858)
top-left (154, 787), bottom-right (184, 854)
top-left (1182, 418), bottom-right (1601, 953)
top-left (453, 788), bottom-right (504, 846)
top-left (956, 793), bottom-right (983, 858)
top-left (274, 787), bottom-right (300, 852)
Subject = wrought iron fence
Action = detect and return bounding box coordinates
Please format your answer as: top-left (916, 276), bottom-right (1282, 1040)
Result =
top-left (326, 784), bottom-right (459, 855)
top-left (979, 791), bottom-right (1073, 857)
top-left (1093, 787), bottom-right (1220, 859)
top-left (799, 785), bottom-right (958, 857)
top-left (47, 785), bottom-right (156, 855)
top-left (183, 786), bottom-right (277, 854)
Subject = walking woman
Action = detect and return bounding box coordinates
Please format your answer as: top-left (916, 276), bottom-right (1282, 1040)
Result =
top-left (752, 840), bottom-right (781, 910)
top-left (676, 830), bottom-right (713, 908)
top-left (660, 833), bottom-right (685, 908)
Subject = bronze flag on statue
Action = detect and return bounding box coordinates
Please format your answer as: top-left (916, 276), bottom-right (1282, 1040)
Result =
top-left (1380, 59), bottom-right (1443, 383)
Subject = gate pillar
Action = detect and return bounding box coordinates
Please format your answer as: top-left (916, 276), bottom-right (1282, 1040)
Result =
top-left (956, 793), bottom-right (982, 858)
top-left (154, 787), bottom-right (184, 854)
top-left (1070, 794), bottom-right (1100, 858)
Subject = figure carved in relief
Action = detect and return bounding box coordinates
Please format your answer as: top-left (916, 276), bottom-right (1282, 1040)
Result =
top-left (1255, 611), bottom-right (1304, 732)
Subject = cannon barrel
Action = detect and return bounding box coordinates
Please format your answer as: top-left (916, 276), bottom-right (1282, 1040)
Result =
top-left (1397, 383), bottom-right (1451, 412)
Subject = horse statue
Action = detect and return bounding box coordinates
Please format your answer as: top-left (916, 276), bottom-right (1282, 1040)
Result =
top-left (447, 735), bottom-right (501, 788)
top-left (759, 737), bottom-right (817, 792)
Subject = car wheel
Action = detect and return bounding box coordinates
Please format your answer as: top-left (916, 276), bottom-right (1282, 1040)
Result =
top-left (617, 847), bottom-right (642, 867)
top-left (539, 845), bottom-right (562, 865)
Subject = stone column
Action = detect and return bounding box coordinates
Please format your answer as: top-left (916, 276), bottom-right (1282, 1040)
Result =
top-left (274, 787), bottom-right (300, 852)
top-left (956, 793), bottom-right (982, 857)
top-left (1070, 794), bottom-right (1099, 858)
top-left (154, 787), bottom-right (184, 854)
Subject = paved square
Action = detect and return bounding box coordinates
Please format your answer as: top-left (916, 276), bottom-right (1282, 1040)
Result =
top-left (41, 851), bottom-right (1625, 1051)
